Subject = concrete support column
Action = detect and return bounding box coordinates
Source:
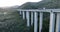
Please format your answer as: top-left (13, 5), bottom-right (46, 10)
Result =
top-left (23, 11), bottom-right (25, 19)
top-left (31, 12), bottom-right (33, 25)
top-left (20, 11), bottom-right (22, 15)
top-left (49, 12), bottom-right (55, 32)
top-left (34, 12), bottom-right (38, 32)
top-left (39, 12), bottom-right (43, 32)
top-left (26, 11), bottom-right (30, 27)
top-left (56, 13), bottom-right (60, 32)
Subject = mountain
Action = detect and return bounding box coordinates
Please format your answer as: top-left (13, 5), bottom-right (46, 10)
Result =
top-left (10, 5), bottom-right (20, 9)
top-left (2, 5), bottom-right (20, 9)
top-left (18, 2), bottom-right (37, 9)
top-left (18, 0), bottom-right (60, 9)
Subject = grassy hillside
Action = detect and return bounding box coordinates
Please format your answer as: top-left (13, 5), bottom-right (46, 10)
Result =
top-left (18, 0), bottom-right (60, 9)
top-left (0, 9), bottom-right (28, 32)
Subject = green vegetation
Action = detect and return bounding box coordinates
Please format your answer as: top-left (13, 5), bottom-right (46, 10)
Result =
top-left (0, 9), bottom-right (28, 32)
top-left (18, 0), bottom-right (60, 9)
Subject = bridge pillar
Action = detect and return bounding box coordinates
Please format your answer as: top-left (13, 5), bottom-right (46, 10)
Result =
top-left (56, 13), bottom-right (60, 32)
top-left (26, 11), bottom-right (30, 27)
top-left (39, 12), bottom-right (43, 32)
top-left (19, 11), bottom-right (22, 15)
top-left (49, 12), bottom-right (55, 32)
top-left (34, 12), bottom-right (38, 32)
top-left (31, 12), bottom-right (34, 25)
top-left (23, 11), bottom-right (25, 19)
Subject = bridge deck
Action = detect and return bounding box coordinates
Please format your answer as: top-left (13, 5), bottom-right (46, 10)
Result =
top-left (17, 9), bottom-right (60, 12)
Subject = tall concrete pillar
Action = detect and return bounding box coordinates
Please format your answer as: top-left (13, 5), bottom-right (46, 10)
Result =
top-left (26, 11), bottom-right (30, 27)
top-left (56, 13), bottom-right (60, 32)
top-left (31, 12), bottom-right (33, 25)
top-left (49, 12), bottom-right (55, 32)
top-left (39, 12), bottom-right (43, 32)
top-left (34, 12), bottom-right (38, 32)
top-left (23, 11), bottom-right (25, 19)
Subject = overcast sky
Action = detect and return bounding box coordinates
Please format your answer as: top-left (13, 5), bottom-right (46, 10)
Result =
top-left (0, 0), bottom-right (42, 7)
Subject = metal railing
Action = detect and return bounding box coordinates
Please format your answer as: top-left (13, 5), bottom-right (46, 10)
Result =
top-left (17, 9), bottom-right (60, 32)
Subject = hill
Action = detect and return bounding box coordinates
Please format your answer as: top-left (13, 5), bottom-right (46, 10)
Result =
top-left (18, 2), bottom-right (37, 9)
top-left (0, 8), bottom-right (28, 32)
top-left (18, 0), bottom-right (60, 9)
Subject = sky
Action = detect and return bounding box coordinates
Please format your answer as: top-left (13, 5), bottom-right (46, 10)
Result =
top-left (0, 0), bottom-right (41, 7)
